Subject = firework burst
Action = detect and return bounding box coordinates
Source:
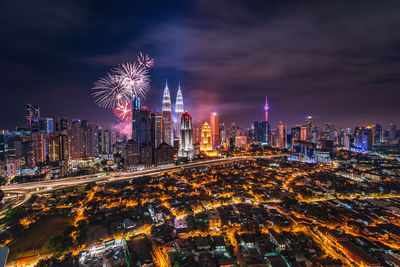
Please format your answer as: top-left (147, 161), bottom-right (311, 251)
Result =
top-left (137, 52), bottom-right (154, 68)
top-left (116, 62), bottom-right (150, 100)
top-left (92, 72), bottom-right (130, 108)
top-left (113, 101), bottom-right (131, 121)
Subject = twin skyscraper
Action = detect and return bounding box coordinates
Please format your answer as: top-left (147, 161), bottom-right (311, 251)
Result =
top-left (162, 80), bottom-right (184, 147)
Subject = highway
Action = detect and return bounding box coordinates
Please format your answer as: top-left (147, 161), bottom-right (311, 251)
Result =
top-left (1, 155), bottom-right (287, 211)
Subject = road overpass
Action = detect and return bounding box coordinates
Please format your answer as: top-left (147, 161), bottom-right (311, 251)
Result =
top-left (1, 154), bottom-right (287, 212)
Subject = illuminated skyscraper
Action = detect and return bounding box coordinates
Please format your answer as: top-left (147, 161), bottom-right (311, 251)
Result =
top-left (68, 119), bottom-right (84, 160)
top-left (277, 121), bottom-right (287, 149)
top-left (48, 133), bottom-right (68, 162)
top-left (175, 84), bottom-right (184, 139)
top-left (390, 123), bottom-right (397, 140)
top-left (306, 116), bottom-right (312, 142)
top-left (98, 130), bottom-right (112, 155)
top-left (84, 124), bottom-right (99, 158)
top-left (264, 96), bottom-right (270, 122)
top-left (26, 104), bottom-right (40, 132)
top-left (178, 111), bottom-right (195, 159)
top-left (210, 112), bottom-right (220, 148)
top-left (131, 96), bottom-right (141, 142)
top-left (200, 122), bottom-right (218, 156)
top-left (31, 132), bottom-right (46, 163)
top-left (200, 122), bottom-right (212, 152)
top-left (162, 80), bottom-right (174, 146)
top-left (300, 126), bottom-right (308, 141)
top-left (193, 124), bottom-right (202, 145)
top-left (151, 112), bottom-right (163, 148)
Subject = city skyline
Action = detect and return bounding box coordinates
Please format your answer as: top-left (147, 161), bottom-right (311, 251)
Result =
top-left (1, 0), bottom-right (400, 129)
top-left (2, 1), bottom-right (400, 266)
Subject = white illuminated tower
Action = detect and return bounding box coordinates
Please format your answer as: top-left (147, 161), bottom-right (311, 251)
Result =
top-left (162, 79), bottom-right (174, 146)
top-left (162, 79), bottom-right (172, 118)
top-left (175, 83), bottom-right (184, 139)
top-left (178, 111), bottom-right (195, 159)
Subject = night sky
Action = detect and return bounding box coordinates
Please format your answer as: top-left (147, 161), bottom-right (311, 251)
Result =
top-left (1, 0), bottom-right (400, 130)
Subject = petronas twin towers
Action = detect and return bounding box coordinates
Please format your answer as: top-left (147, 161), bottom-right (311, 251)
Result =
top-left (162, 80), bottom-right (184, 146)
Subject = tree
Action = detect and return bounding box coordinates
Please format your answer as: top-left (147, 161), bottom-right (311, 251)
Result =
top-left (43, 235), bottom-right (71, 252)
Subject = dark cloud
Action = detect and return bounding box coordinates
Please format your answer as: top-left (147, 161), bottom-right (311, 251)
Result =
top-left (0, 0), bottom-right (399, 130)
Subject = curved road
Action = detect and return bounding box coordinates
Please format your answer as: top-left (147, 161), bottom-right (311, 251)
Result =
top-left (1, 155), bottom-right (287, 211)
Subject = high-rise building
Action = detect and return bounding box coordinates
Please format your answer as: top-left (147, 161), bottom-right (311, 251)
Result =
top-left (235, 136), bottom-right (248, 150)
top-left (31, 132), bottom-right (46, 164)
top-left (300, 126), bottom-right (308, 141)
top-left (56, 117), bottom-right (69, 134)
top-left (26, 104), bottom-right (40, 132)
top-left (151, 112), bottom-right (163, 149)
top-left (254, 121), bottom-right (269, 145)
top-left (210, 112), bottom-right (220, 148)
top-left (373, 124), bottom-right (383, 145)
top-left (355, 126), bottom-right (373, 151)
top-left (200, 122), bottom-right (218, 156)
top-left (48, 133), bottom-right (68, 162)
top-left (131, 96), bottom-right (141, 142)
top-left (193, 124), bottom-right (202, 145)
top-left (389, 123), bottom-right (397, 140)
top-left (178, 111), bottom-right (195, 159)
top-left (174, 84), bottom-right (184, 140)
top-left (38, 118), bottom-right (54, 134)
top-left (133, 106), bottom-right (151, 147)
top-left (200, 122), bottom-right (212, 152)
top-left (85, 124), bottom-right (99, 158)
top-left (162, 81), bottom-right (174, 146)
top-left (305, 116), bottom-right (313, 142)
top-left (68, 119), bottom-right (85, 160)
top-left (124, 140), bottom-right (140, 167)
top-left (98, 130), bottom-right (112, 155)
top-left (277, 122), bottom-right (287, 149)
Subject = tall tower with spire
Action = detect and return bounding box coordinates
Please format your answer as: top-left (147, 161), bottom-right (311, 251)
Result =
top-left (175, 83), bottom-right (184, 140)
top-left (162, 79), bottom-right (174, 146)
top-left (264, 96), bottom-right (270, 122)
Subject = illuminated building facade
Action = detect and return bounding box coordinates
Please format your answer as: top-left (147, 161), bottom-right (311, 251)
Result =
top-left (151, 112), bottom-right (163, 148)
top-left (31, 132), bottom-right (46, 163)
top-left (38, 118), bottom-right (54, 134)
top-left (277, 121), bottom-right (287, 149)
top-left (48, 133), bottom-right (68, 162)
top-left (26, 104), bottom-right (40, 132)
top-left (235, 135), bottom-right (248, 150)
top-left (254, 121), bottom-right (269, 145)
top-left (178, 111), bottom-right (195, 159)
top-left (98, 130), bottom-right (112, 156)
top-left (300, 125), bottom-right (308, 141)
top-left (200, 122), bottom-right (218, 156)
top-left (174, 84), bottom-right (184, 140)
top-left (162, 81), bottom-right (174, 146)
top-left (193, 124), bottom-right (202, 145)
top-left (210, 112), bottom-right (220, 148)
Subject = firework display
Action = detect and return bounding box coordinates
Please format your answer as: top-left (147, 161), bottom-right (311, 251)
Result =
top-left (113, 101), bottom-right (132, 121)
top-left (92, 52), bottom-right (153, 135)
top-left (116, 62), bottom-right (150, 100)
top-left (137, 52), bottom-right (154, 68)
top-left (92, 52), bottom-right (153, 109)
top-left (92, 72), bottom-right (129, 109)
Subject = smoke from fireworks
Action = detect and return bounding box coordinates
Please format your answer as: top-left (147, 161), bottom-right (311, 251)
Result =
top-left (92, 72), bottom-right (130, 109)
top-left (114, 121), bottom-right (131, 139)
top-left (113, 101), bottom-right (131, 121)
